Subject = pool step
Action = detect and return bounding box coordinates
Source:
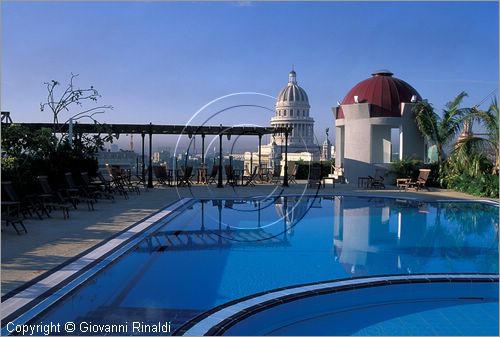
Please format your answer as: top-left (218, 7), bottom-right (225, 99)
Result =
top-left (136, 228), bottom-right (289, 252)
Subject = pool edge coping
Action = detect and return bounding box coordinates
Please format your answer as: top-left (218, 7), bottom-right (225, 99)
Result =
top-left (177, 273), bottom-right (499, 336)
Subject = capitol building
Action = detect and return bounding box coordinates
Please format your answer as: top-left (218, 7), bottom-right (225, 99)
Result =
top-left (244, 69), bottom-right (324, 173)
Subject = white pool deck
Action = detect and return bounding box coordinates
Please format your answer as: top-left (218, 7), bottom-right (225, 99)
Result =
top-left (1, 181), bottom-right (494, 297)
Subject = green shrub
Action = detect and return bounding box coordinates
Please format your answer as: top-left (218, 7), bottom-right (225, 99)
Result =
top-left (295, 161), bottom-right (331, 179)
top-left (444, 172), bottom-right (499, 198)
top-left (390, 157), bottom-right (422, 181)
top-left (1, 124), bottom-right (101, 198)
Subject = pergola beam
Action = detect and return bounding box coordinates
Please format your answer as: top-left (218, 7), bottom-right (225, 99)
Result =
top-left (14, 122), bottom-right (288, 136)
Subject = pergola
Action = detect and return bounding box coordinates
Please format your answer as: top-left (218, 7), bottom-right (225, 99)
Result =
top-left (11, 121), bottom-right (293, 188)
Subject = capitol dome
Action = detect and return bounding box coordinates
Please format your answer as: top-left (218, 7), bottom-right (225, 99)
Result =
top-left (272, 69), bottom-right (315, 149)
top-left (276, 70), bottom-right (309, 103)
top-left (337, 70), bottom-right (422, 119)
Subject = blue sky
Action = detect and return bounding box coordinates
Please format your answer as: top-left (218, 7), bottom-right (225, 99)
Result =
top-left (2, 1), bottom-right (498, 150)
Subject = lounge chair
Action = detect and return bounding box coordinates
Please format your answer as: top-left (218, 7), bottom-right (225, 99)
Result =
top-left (1, 201), bottom-right (27, 234)
top-left (402, 169), bottom-right (431, 191)
top-left (2, 181), bottom-right (44, 220)
top-left (63, 173), bottom-right (96, 210)
top-left (36, 176), bottom-right (71, 219)
top-left (308, 166), bottom-right (324, 188)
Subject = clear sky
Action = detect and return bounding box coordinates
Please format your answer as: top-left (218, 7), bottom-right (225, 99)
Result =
top-left (2, 1), bottom-right (498, 151)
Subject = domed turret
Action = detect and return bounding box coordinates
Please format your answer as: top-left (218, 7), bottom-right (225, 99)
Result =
top-left (333, 70), bottom-right (425, 181)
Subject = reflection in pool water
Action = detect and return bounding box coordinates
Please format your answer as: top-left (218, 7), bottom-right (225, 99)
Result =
top-left (26, 196), bottom-right (499, 334)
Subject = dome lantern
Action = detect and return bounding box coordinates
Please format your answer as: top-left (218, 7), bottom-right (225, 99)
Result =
top-left (288, 70), bottom-right (297, 84)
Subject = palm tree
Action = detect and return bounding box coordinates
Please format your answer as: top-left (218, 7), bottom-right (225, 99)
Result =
top-left (413, 91), bottom-right (469, 166)
top-left (455, 98), bottom-right (499, 174)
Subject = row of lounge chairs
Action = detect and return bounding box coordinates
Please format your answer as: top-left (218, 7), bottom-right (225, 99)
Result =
top-left (1, 171), bottom-right (142, 235)
top-left (152, 164), bottom-right (298, 187)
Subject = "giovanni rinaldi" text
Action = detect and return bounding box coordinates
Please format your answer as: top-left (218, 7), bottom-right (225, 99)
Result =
top-left (80, 321), bottom-right (172, 334)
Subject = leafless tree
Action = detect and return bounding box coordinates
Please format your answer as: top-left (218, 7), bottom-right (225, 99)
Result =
top-left (40, 73), bottom-right (113, 136)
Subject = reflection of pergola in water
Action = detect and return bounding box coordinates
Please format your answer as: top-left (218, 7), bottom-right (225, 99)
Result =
top-left (13, 122), bottom-right (293, 188)
top-left (137, 200), bottom-right (290, 252)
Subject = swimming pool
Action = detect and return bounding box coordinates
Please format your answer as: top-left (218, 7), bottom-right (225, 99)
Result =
top-left (2, 195), bottom-right (498, 335)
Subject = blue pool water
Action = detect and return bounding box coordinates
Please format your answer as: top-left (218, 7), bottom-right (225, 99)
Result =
top-left (21, 196), bottom-right (500, 334)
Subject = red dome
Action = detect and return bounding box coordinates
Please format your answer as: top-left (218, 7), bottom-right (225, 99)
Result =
top-left (337, 70), bottom-right (421, 119)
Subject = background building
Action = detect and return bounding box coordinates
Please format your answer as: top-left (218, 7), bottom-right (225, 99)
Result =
top-left (245, 70), bottom-right (320, 173)
top-left (333, 70), bottom-right (425, 182)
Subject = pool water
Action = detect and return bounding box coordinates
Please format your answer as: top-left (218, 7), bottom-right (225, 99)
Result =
top-left (21, 196), bottom-right (500, 334)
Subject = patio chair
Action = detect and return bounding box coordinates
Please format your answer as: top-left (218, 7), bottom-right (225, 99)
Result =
top-left (270, 166), bottom-right (282, 184)
top-left (153, 166), bottom-right (165, 185)
top-left (178, 166), bottom-right (194, 187)
top-left (117, 172), bottom-right (141, 195)
top-left (207, 165), bottom-right (219, 184)
top-left (368, 175), bottom-right (385, 189)
top-left (2, 181), bottom-right (44, 220)
top-left (64, 173), bottom-right (96, 210)
top-left (97, 172), bottom-right (129, 199)
top-left (106, 166), bottom-right (139, 195)
top-left (243, 166), bottom-right (258, 186)
top-left (288, 164), bottom-right (298, 184)
top-left (36, 176), bottom-right (71, 219)
top-left (108, 167), bottom-right (140, 195)
top-left (402, 169), bottom-right (431, 192)
top-left (80, 172), bottom-right (115, 201)
top-left (1, 201), bottom-right (27, 235)
top-left (155, 165), bottom-right (173, 186)
top-left (257, 166), bottom-right (271, 183)
top-left (308, 166), bottom-right (324, 188)
top-left (225, 165), bottom-right (239, 186)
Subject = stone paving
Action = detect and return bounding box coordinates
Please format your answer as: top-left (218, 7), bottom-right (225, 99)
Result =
top-left (0, 181), bottom-right (490, 296)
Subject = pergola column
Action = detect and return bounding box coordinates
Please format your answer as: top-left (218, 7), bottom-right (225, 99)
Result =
top-left (217, 133), bottom-right (223, 188)
top-left (201, 134), bottom-right (205, 166)
top-left (148, 123), bottom-right (153, 188)
top-left (258, 134), bottom-right (262, 178)
top-left (141, 132), bottom-right (145, 184)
